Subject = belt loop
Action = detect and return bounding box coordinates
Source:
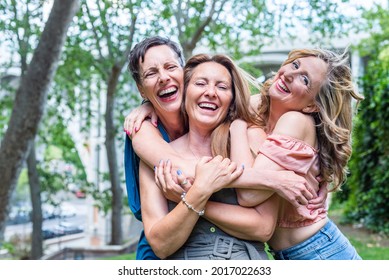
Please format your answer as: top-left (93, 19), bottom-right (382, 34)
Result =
top-left (212, 236), bottom-right (234, 259)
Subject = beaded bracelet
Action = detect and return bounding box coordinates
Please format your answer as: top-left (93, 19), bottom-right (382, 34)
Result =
top-left (181, 192), bottom-right (205, 216)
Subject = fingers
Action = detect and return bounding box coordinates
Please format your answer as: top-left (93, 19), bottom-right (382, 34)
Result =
top-left (176, 169), bottom-right (192, 192)
top-left (294, 182), bottom-right (316, 205)
top-left (198, 155), bottom-right (214, 165)
top-left (123, 102), bottom-right (157, 136)
top-left (155, 159), bottom-right (167, 192)
top-left (230, 163), bottom-right (244, 181)
top-left (308, 184), bottom-right (328, 209)
top-left (194, 156), bottom-right (243, 193)
top-left (124, 108), bottom-right (141, 137)
top-left (133, 118), bottom-right (144, 134)
top-left (296, 195), bottom-right (308, 206)
top-left (123, 115), bottom-right (134, 137)
top-left (308, 195), bottom-right (324, 205)
top-left (155, 159), bottom-right (185, 202)
top-left (150, 111), bottom-right (159, 128)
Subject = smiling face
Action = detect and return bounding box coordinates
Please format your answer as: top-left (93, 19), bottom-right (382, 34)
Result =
top-left (269, 56), bottom-right (328, 113)
top-left (137, 45), bottom-right (184, 115)
top-left (185, 61), bottom-right (233, 131)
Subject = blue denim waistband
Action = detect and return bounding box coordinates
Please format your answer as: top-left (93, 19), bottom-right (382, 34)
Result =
top-left (270, 219), bottom-right (335, 260)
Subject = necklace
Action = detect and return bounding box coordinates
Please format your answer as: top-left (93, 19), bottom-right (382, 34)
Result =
top-left (188, 145), bottom-right (200, 160)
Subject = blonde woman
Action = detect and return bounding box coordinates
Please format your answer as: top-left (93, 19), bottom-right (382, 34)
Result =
top-left (230, 48), bottom-right (363, 260)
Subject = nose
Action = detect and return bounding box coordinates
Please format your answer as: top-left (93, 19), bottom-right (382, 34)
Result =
top-left (205, 85), bottom-right (216, 97)
top-left (158, 69), bottom-right (170, 84)
top-left (283, 69), bottom-right (294, 82)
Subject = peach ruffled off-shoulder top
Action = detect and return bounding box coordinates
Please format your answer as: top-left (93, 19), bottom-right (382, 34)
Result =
top-left (258, 134), bottom-right (327, 228)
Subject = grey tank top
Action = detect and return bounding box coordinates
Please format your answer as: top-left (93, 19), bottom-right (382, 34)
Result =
top-left (166, 188), bottom-right (268, 260)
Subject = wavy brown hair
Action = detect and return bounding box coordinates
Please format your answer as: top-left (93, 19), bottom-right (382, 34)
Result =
top-left (182, 53), bottom-right (259, 158)
top-left (257, 49), bottom-right (364, 191)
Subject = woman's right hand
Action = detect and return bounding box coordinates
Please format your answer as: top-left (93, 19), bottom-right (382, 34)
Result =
top-left (123, 102), bottom-right (158, 137)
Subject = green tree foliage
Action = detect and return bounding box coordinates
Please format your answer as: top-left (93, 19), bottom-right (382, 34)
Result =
top-left (0, 0), bottom-right (370, 249)
top-left (339, 4), bottom-right (389, 235)
top-left (159, 0), bottom-right (355, 60)
top-left (0, 0), bottom-right (79, 242)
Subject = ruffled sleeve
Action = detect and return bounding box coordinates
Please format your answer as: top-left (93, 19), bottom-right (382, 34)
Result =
top-left (258, 134), bottom-right (318, 175)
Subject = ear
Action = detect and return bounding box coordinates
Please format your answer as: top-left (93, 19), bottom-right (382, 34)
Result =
top-left (137, 84), bottom-right (146, 99)
top-left (302, 103), bottom-right (319, 113)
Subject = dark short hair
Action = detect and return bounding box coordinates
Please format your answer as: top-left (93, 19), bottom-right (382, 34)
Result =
top-left (127, 36), bottom-right (185, 85)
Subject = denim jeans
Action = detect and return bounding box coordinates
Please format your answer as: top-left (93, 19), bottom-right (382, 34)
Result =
top-left (270, 219), bottom-right (362, 260)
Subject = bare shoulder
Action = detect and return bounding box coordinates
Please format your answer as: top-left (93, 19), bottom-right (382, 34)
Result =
top-left (273, 111), bottom-right (316, 144)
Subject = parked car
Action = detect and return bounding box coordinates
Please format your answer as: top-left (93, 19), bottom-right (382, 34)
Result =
top-left (54, 222), bottom-right (84, 235)
top-left (42, 222), bottom-right (83, 240)
top-left (74, 190), bottom-right (86, 199)
top-left (7, 204), bottom-right (31, 225)
top-left (69, 183), bottom-right (86, 199)
top-left (42, 228), bottom-right (59, 240)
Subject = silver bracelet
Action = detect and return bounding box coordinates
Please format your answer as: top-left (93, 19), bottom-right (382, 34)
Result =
top-left (181, 192), bottom-right (205, 216)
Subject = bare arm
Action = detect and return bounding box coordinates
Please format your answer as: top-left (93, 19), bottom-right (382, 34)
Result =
top-left (229, 119), bottom-right (255, 167)
top-left (204, 195), bottom-right (279, 242)
top-left (157, 159), bottom-right (277, 242)
top-left (230, 120), bottom-right (278, 205)
top-left (141, 156), bottom-right (243, 259)
top-left (236, 112), bottom-right (319, 207)
top-left (132, 121), bottom-right (195, 178)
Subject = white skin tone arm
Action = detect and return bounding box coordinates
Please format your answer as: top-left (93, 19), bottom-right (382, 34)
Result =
top-left (140, 156), bottom-right (243, 259)
top-left (234, 112), bottom-right (318, 207)
top-left (230, 119), bottom-right (328, 208)
top-left (127, 94), bottom-right (261, 174)
top-left (156, 159), bottom-right (279, 241)
top-left (125, 97), bottom-right (321, 207)
top-left (230, 119), bottom-right (275, 205)
top-left (132, 121), bottom-right (195, 177)
top-left (132, 120), bottom-right (317, 207)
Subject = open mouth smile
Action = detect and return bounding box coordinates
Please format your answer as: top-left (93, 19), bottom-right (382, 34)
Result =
top-left (276, 79), bottom-right (290, 93)
top-left (158, 86), bottom-right (178, 98)
top-left (198, 102), bottom-right (218, 111)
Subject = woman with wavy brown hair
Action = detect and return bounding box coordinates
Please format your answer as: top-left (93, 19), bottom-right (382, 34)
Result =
top-left (230, 48), bottom-right (363, 260)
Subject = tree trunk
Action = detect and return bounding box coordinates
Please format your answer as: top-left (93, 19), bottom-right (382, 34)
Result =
top-left (105, 64), bottom-right (122, 245)
top-left (0, 0), bottom-right (79, 241)
top-left (27, 144), bottom-right (43, 259)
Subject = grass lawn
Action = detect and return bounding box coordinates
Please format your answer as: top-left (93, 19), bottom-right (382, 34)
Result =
top-left (329, 210), bottom-right (389, 260)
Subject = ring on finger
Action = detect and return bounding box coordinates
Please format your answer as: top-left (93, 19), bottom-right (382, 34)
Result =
top-left (181, 179), bottom-right (188, 186)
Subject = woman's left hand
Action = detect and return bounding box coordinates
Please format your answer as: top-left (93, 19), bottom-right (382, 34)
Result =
top-left (193, 155), bottom-right (244, 195)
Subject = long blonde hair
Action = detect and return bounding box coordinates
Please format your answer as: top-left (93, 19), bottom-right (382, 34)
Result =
top-left (258, 49), bottom-right (364, 191)
top-left (182, 54), bottom-right (259, 157)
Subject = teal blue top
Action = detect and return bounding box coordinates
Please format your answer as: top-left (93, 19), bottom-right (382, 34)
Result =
top-left (124, 122), bottom-right (169, 259)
